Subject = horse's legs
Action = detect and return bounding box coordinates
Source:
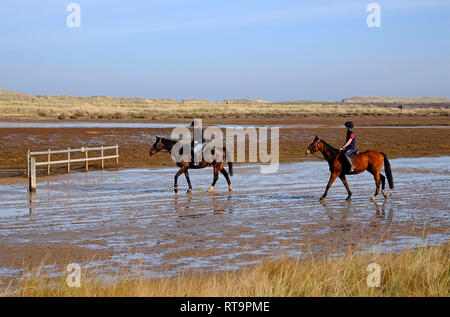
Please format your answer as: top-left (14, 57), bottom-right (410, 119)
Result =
top-left (370, 171), bottom-right (381, 201)
top-left (380, 174), bottom-right (388, 199)
top-left (320, 172), bottom-right (338, 201)
top-left (207, 165), bottom-right (219, 192)
top-left (219, 165), bottom-right (232, 191)
top-left (174, 166), bottom-right (186, 193)
top-left (184, 170), bottom-right (192, 193)
top-left (340, 175), bottom-right (352, 201)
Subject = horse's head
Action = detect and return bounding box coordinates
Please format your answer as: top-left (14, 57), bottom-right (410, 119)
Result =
top-left (306, 136), bottom-right (321, 155)
top-left (149, 136), bottom-right (164, 157)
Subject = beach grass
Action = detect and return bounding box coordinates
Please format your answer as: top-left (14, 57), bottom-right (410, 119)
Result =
top-left (2, 242), bottom-right (448, 297)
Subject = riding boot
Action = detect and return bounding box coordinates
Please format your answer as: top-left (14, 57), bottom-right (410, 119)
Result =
top-left (345, 154), bottom-right (355, 173)
top-left (191, 150), bottom-right (198, 167)
top-left (193, 153), bottom-right (201, 167)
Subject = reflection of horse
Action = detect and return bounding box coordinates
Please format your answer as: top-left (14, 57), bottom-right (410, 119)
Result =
top-left (306, 136), bottom-right (394, 201)
top-left (173, 192), bottom-right (233, 215)
top-left (150, 136), bottom-right (233, 193)
top-left (372, 201), bottom-right (393, 220)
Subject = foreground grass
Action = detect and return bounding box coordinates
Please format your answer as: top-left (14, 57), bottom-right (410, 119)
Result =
top-left (2, 243), bottom-right (448, 297)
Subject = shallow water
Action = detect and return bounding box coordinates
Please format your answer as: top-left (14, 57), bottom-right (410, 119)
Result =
top-left (0, 157), bottom-right (448, 277)
top-left (0, 121), bottom-right (313, 129)
top-left (0, 121), bottom-right (448, 129)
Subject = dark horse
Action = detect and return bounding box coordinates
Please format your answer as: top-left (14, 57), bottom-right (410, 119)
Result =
top-left (150, 136), bottom-right (233, 193)
top-left (306, 136), bottom-right (393, 201)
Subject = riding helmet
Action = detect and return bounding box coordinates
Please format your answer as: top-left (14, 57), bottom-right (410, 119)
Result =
top-left (344, 121), bottom-right (354, 129)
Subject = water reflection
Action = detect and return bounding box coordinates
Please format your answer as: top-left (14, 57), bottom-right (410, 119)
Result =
top-left (372, 200), bottom-right (393, 222)
top-left (28, 192), bottom-right (36, 214)
top-left (172, 192), bottom-right (233, 216)
top-left (319, 198), bottom-right (395, 233)
top-left (172, 193), bottom-right (192, 213)
top-left (320, 200), bottom-right (351, 222)
top-left (210, 192), bottom-right (233, 214)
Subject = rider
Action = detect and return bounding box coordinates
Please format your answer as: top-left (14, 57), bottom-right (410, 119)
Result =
top-left (190, 120), bottom-right (205, 167)
top-left (339, 121), bottom-right (357, 173)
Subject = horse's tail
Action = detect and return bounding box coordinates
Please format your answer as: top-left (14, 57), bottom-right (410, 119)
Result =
top-left (224, 147), bottom-right (233, 176)
top-left (382, 152), bottom-right (394, 189)
top-left (228, 161), bottom-right (233, 176)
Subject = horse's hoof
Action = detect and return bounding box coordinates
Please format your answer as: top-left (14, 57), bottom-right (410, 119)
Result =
top-left (187, 189), bottom-right (192, 194)
top-left (319, 196), bottom-right (325, 202)
top-left (229, 184), bottom-right (232, 191)
top-left (207, 186), bottom-right (214, 192)
top-left (371, 195), bottom-right (378, 201)
top-left (174, 187), bottom-right (178, 193)
top-left (346, 196), bottom-right (352, 202)
top-left (382, 190), bottom-right (388, 199)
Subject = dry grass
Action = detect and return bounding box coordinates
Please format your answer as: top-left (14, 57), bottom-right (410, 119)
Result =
top-left (342, 96), bottom-right (450, 104)
top-left (2, 243), bottom-right (448, 297)
top-left (0, 90), bottom-right (448, 120)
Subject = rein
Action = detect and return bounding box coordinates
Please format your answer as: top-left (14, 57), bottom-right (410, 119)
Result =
top-left (311, 151), bottom-right (327, 161)
top-left (309, 140), bottom-right (340, 162)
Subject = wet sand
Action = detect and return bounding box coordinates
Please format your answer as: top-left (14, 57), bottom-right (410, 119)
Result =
top-left (0, 157), bottom-right (448, 278)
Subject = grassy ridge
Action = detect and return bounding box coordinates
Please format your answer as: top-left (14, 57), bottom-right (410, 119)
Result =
top-left (2, 243), bottom-right (448, 297)
top-left (1, 90), bottom-right (449, 120)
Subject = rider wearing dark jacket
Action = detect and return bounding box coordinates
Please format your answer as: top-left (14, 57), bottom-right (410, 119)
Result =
top-left (190, 120), bottom-right (205, 166)
top-left (339, 121), bottom-right (357, 172)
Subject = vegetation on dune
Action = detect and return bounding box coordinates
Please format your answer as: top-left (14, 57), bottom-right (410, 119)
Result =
top-left (342, 96), bottom-right (450, 104)
top-left (0, 90), bottom-right (448, 120)
top-left (2, 243), bottom-right (448, 297)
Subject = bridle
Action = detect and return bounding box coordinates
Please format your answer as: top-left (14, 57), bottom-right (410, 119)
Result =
top-left (150, 139), bottom-right (164, 156)
top-left (310, 150), bottom-right (326, 161)
top-left (307, 139), bottom-right (327, 161)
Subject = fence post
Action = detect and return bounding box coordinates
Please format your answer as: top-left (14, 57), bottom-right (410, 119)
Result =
top-left (85, 148), bottom-right (89, 172)
top-left (101, 146), bottom-right (104, 169)
top-left (68, 147), bottom-right (71, 173)
top-left (47, 149), bottom-right (51, 175)
top-left (27, 149), bottom-right (30, 179)
top-left (29, 157), bottom-right (36, 192)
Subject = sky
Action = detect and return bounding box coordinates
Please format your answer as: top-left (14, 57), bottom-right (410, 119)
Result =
top-left (0, 0), bottom-right (449, 101)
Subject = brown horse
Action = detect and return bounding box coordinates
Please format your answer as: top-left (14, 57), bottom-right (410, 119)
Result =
top-left (306, 136), bottom-right (393, 201)
top-left (150, 136), bottom-right (233, 193)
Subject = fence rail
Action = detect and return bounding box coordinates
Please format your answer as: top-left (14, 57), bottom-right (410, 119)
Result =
top-left (27, 145), bottom-right (119, 192)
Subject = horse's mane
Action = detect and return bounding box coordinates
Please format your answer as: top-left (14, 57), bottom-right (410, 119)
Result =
top-left (159, 137), bottom-right (177, 145)
top-left (320, 139), bottom-right (339, 156)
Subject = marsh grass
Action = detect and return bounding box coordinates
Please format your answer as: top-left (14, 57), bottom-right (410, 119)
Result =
top-left (2, 243), bottom-right (448, 297)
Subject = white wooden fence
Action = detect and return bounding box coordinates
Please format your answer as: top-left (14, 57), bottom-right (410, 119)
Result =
top-left (27, 145), bottom-right (119, 192)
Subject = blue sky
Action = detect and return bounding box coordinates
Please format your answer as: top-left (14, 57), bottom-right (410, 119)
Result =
top-left (0, 0), bottom-right (449, 100)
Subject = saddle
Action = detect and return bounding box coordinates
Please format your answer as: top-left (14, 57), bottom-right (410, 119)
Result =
top-left (193, 143), bottom-right (206, 153)
top-left (191, 143), bottom-right (211, 165)
top-left (348, 149), bottom-right (359, 160)
top-left (341, 148), bottom-right (359, 169)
